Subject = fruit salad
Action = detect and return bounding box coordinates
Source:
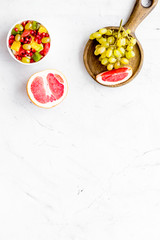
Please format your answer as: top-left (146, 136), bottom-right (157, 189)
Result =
top-left (8, 20), bottom-right (51, 64)
top-left (89, 20), bottom-right (136, 71)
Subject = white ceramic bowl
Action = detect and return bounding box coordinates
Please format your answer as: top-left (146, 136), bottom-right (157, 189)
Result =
top-left (7, 19), bottom-right (51, 65)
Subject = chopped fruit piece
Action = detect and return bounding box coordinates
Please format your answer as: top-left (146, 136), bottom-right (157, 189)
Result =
top-left (11, 41), bottom-right (21, 52)
top-left (38, 26), bottom-right (47, 33)
top-left (31, 41), bottom-right (43, 52)
top-left (32, 52), bottom-right (42, 62)
top-left (21, 30), bottom-right (30, 37)
top-left (11, 29), bottom-right (20, 35)
top-left (96, 66), bottom-right (132, 86)
top-left (32, 21), bottom-right (37, 30)
top-left (43, 43), bottom-right (50, 55)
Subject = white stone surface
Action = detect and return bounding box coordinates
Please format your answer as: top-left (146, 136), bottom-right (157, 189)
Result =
top-left (0, 0), bottom-right (160, 239)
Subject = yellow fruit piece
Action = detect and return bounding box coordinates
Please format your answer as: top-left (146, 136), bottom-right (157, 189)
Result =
top-left (38, 26), bottom-right (47, 33)
top-left (11, 41), bottom-right (21, 52)
top-left (31, 41), bottom-right (43, 51)
top-left (22, 57), bottom-right (30, 63)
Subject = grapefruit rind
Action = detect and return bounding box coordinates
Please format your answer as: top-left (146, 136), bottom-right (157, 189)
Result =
top-left (96, 67), bottom-right (133, 86)
top-left (27, 69), bottom-right (68, 108)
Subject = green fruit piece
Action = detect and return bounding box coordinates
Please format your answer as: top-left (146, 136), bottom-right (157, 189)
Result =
top-left (32, 52), bottom-right (42, 62)
top-left (11, 28), bottom-right (20, 35)
top-left (32, 21), bottom-right (37, 30)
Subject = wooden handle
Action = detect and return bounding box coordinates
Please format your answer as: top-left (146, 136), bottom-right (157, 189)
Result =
top-left (124, 0), bottom-right (158, 32)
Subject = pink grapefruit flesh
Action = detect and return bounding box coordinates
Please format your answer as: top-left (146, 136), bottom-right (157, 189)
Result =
top-left (96, 67), bottom-right (133, 86)
top-left (27, 70), bottom-right (68, 108)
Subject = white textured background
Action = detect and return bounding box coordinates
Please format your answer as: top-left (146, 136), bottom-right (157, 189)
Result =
top-left (0, 0), bottom-right (160, 239)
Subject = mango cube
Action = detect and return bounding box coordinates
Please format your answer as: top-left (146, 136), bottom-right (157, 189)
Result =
top-left (38, 26), bottom-right (47, 33)
top-left (11, 41), bottom-right (21, 52)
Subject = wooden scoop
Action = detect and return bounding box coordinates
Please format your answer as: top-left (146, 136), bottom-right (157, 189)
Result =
top-left (83, 0), bottom-right (158, 87)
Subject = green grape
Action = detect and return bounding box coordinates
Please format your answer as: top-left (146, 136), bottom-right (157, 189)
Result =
top-left (114, 49), bottom-right (122, 58)
top-left (15, 34), bottom-right (21, 42)
top-left (99, 37), bottom-right (107, 44)
top-left (114, 62), bottom-right (121, 69)
top-left (95, 44), bottom-right (101, 49)
top-left (109, 57), bottom-right (117, 64)
top-left (107, 64), bottom-right (114, 71)
top-left (117, 38), bottom-right (126, 47)
top-left (99, 28), bottom-right (107, 34)
top-left (126, 29), bottom-right (131, 34)
top-left (102, 42), bottom-right (109, 48)
top-left (93, 32), bottom-right (102, 39)
top-left (106, 29), bottom-right (113, 35)
top-left (25, 21), bottom-right (32, 30)
top-left (94, 49), bottom-right (100, 56)
top-left (118, 47), bottom-right (125, 56)
top-left (90, 34), bottom-right (95, 40)
top-left (99, 56), bottom-right (103, 61)
top-left (126, 51), bottom-right (135, 59)
top-left (122, 31), bottom-right (127, 37)
top-left (97, 46), bottom-right (106, 54)
top-left (22, 57), bottom-right (30, 63)
top-left (101, 51), bottom-right (107, 58)
top-left (127, 46), bottom-right (133, 51)
top-left (130, 38), bottom-right (137, 46)
top-left (108, 36), bottom-right (115, 44)
top-left (23, 44), bottom-right (31, 50)
top-left (15, 24), bottom-right (24, 31)
top-left (42, 37), bottom-right (50, 43)
top-left (121, 58), bottom-right (129, 65)
top-left (109, 46), bottom-right (115, 50)
top-left (106, 48), bottom-right (113, 58)
top-left (101, 58), bottom-right (108, 65)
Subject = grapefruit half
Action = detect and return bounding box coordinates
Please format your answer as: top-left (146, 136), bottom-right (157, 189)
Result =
top-left (96, 67), bottom-right (132, 86)
top-left (27, 69), bottom-right (68, 108)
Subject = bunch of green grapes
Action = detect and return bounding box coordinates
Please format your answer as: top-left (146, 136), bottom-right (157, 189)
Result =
top-left (89, 20), bottom-right (136, 71)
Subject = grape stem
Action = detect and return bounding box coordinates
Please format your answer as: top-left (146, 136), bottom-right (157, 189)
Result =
top-left (116, 19), bottom-right (123, 44)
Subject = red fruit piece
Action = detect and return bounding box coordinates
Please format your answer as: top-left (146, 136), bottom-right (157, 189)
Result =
top-left (14, 28), bottom-right (18, 32)
top-left (43, 43), bottom-right (50, 55)
top-left (54, 74), bottom-right (64, 84)
top-left (47, 73), bottom-right (64, 100)
top-left (96, 67), bottom-right (133, 86)
top-left (18, 46), bottom-right (25, 56)
top-left (21, 30), bottom-right (30, 38)
top-left (31, 76), bottom-right (52, 104)
top-left (40, 50), bottom-right (44, 56)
